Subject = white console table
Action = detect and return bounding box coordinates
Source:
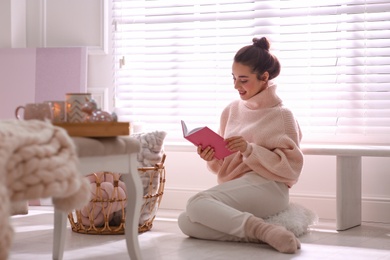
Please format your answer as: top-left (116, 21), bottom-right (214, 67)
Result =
top-left (301, 144), bottom-right (390, 231)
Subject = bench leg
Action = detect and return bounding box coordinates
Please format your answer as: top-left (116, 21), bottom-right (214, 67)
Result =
top-left (336, 156), bottom-right (362, 231)
top-left (123, 154), bottom-right (143, 260)
top-left (53, 209), bottom-right (67, 260)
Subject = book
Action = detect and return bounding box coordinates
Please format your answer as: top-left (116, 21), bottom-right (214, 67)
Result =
top-left (181, 120), bottom-right (234, 160)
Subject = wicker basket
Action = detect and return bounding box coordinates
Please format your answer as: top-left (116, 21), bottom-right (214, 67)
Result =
top-left (68, 154), bottom-right (166, 235)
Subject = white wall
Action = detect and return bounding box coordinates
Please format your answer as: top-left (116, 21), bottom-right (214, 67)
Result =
top-left (1, 0), bottom-right (389, 223)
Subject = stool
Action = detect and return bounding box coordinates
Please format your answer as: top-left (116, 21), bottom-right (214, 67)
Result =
top-left (52, 136), bottom-right (142, 260)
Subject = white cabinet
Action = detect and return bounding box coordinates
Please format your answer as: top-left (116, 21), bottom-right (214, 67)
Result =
top-left (26, 0), bottom-right (108, 54)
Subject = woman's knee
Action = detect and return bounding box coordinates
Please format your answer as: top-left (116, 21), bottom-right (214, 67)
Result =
top-left (185, 192), bottom-right (211, 216)
top-left (178, 212), bottom-right (192, 236)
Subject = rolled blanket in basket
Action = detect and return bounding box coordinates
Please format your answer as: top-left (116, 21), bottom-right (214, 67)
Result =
top-left (80, 172), bottom-right (127, 227)
top-left (138, 169), bottom-right (160, 225)
top-left (0, 119), bottom-right (91, 260)
top-left (131, 131), bottom-right (166, 225)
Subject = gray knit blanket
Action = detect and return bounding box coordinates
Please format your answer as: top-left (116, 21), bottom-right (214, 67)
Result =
top-left (0, 120), bottom-right (90, 260)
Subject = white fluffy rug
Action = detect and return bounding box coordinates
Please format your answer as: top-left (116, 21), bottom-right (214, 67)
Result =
top-left (264, 203), bottom-right (318, 237)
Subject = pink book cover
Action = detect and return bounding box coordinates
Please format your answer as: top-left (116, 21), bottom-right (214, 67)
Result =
top-left (181, 120), bottom-right (234, 160)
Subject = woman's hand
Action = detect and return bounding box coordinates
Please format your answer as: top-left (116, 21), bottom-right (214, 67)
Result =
top-left (225, 136), bottom-right (248, 153)
top-left (197, 145), bottom-right (216, 161)
top-left (197, 136), bottom-right (248, 160)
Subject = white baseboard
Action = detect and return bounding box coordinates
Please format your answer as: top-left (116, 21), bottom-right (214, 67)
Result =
top-left (159, 188), bottom-right (390, 224)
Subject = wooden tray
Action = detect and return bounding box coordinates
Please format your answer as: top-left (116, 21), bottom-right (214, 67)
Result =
top-left (54, 122), bottom-right (130, 137)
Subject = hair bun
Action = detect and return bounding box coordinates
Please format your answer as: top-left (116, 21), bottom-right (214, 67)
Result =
top-left (252, 37), bottom-right (270, 51)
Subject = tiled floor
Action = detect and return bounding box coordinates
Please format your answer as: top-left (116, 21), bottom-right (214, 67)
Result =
top-left (9, 206), bottom-right (390, 260)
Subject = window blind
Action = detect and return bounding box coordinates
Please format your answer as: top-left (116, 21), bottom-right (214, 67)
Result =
top-left (112, 0), bottom-right (390, 145)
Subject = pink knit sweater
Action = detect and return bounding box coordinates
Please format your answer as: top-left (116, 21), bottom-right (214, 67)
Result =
top-left (207, 83), bottom-right (304, 187)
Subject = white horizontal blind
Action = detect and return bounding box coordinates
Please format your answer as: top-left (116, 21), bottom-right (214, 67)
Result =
top-left (112, 0), bottom-right (390, 145)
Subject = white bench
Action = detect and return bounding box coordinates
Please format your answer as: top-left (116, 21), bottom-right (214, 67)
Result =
top-left (300, 144), bottom-right (390, 231)
top-left (53, 137), bottom-right (143, 260)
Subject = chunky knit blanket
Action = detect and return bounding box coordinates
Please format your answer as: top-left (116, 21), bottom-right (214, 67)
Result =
top-left (0, 119), bottom-right (91, 260)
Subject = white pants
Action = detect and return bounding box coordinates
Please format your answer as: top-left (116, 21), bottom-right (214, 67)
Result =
top-left (178, 172), bottom-right (289, 242)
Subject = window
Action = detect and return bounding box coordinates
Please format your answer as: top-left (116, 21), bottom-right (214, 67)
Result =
top-left (112, 0), bottom-right (390, 145)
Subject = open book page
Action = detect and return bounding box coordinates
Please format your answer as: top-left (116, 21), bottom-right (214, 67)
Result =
top-left (181, 120), bottom-right (234, 160)
top-left (181, 120), bottom-right (206, 136)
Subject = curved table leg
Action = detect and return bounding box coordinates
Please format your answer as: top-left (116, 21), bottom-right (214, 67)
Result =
top-left (123, 153), bottom-right (143, 260)
top-left (53, 209), bottom-right (67, 260)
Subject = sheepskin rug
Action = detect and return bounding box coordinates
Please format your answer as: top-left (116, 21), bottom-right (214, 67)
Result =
top-left (264, 203), bottom-right (318, 237)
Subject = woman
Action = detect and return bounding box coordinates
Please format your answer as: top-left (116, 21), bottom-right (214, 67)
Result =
top-left (178, 37), bottom-right (304, 254)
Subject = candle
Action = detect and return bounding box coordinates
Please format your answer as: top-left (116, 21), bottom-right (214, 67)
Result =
top-left (45, 101), bottom-right (66, 123)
